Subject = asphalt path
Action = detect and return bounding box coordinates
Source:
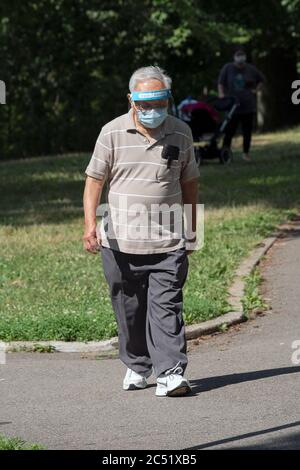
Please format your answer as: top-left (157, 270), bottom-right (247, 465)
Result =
top-left (1, 228), bottom-right (300, 450)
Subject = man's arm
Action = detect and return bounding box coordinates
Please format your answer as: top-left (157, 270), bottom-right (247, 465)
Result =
top-left (83, 175), bottom-right (105, 254)
top-left (181, 177), bottom-right (199, 255)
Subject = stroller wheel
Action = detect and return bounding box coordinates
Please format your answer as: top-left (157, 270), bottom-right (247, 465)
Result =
top-left (220, 147), bottom-right (233, 165)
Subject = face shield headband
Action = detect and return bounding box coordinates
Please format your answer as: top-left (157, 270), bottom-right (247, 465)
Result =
top-left (130, 89), bottom-right (172, 101)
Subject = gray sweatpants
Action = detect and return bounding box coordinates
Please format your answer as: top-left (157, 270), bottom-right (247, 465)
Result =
top-left (100, 245), bottom-right (189, 378)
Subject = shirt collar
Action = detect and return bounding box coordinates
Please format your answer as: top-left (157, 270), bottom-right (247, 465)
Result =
top-left (125, 108), bottom-right (137, 132)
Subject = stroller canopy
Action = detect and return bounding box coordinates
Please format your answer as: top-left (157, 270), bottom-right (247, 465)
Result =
top-left (181, 101), bottom-right (219, 122)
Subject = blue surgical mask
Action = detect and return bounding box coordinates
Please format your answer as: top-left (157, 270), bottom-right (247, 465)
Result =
top-left (136, 107), bottom-right (168, 129)
top-left (234, 54), bottom-right (247, 64)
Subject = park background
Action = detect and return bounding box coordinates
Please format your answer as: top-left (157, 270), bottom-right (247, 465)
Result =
top-left (0, 0), bottom-right (300, 343)
top-left (1, 0), bottom-right (300, 159)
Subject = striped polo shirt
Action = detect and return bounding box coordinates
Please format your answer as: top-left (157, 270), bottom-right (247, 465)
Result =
top-left (85, 108), bottom-right (200, 254)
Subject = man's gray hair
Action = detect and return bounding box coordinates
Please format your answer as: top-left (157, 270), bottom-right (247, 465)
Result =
top-left (129, 65), bottom-right (172, 92)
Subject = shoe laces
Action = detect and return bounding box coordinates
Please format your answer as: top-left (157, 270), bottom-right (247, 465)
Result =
top-left (164, 362), bottom-right (184, 379)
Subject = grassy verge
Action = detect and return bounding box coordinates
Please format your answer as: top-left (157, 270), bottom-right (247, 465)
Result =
top-left (0, 127), bottom-right (299, 341)
top-left (242, 267), bottom-right (268, 318)
top-left (0, 435), bottom-right (44, 450)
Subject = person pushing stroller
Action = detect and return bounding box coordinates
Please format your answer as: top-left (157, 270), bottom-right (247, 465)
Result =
top-left (218, 46), bottom-right (265, 162)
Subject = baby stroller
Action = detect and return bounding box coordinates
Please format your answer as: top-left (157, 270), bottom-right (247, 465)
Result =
top-left (181, 96), bottom-right (239, 165)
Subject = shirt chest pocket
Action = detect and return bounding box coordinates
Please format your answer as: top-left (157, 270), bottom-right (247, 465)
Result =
top-left (155, 147), bottom-right (182, 182)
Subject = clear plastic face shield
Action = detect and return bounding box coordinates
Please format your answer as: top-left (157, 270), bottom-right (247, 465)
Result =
top-left (129, 88), bottom-right (175, 128)
top-left (128, 88), bottom-right (176, 114)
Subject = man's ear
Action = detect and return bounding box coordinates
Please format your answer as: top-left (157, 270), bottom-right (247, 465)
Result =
top-left (127, 93), bottom-right (132, 107)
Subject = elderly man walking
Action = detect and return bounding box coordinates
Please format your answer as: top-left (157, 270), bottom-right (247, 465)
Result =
top-left (83, 66), bottom-right (200, 397)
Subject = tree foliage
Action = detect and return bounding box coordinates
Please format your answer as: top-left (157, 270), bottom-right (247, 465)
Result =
top-left (0, 0), bottom-right (299, 159)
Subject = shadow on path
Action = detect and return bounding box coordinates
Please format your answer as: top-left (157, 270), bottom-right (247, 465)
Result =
top-left (189, 366), bottom-right (300, 395)
top-left (183, 420), bottom-right (300, 450)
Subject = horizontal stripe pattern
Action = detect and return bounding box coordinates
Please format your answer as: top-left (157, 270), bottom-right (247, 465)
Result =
top-left (85, 109), bottom-right (200, 253)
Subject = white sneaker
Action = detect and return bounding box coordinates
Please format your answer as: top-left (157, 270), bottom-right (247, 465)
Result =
top-left (123, 368), bottom-right (152, 391)
top-left (156, 363), bottom-right (191, 397)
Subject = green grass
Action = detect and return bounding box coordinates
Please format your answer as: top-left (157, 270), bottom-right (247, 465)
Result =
top-left (9, 344), bottom-right (56, 353)
top-left (242, 267), bottom-right (268, 318)
top-left (0, 435), bottom-right (44, 450)
top-left (0, 127), bottom-right (300, 341)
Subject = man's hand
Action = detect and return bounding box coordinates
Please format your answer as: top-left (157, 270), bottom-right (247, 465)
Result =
top-left (181, 177), bottom-right (199, 257)
top-left (185, 237), bottom-right (197, 256)
top-left (83, 175), bottom-right (105, 254)
top-left (83, 225), bottom-right (101, 254)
